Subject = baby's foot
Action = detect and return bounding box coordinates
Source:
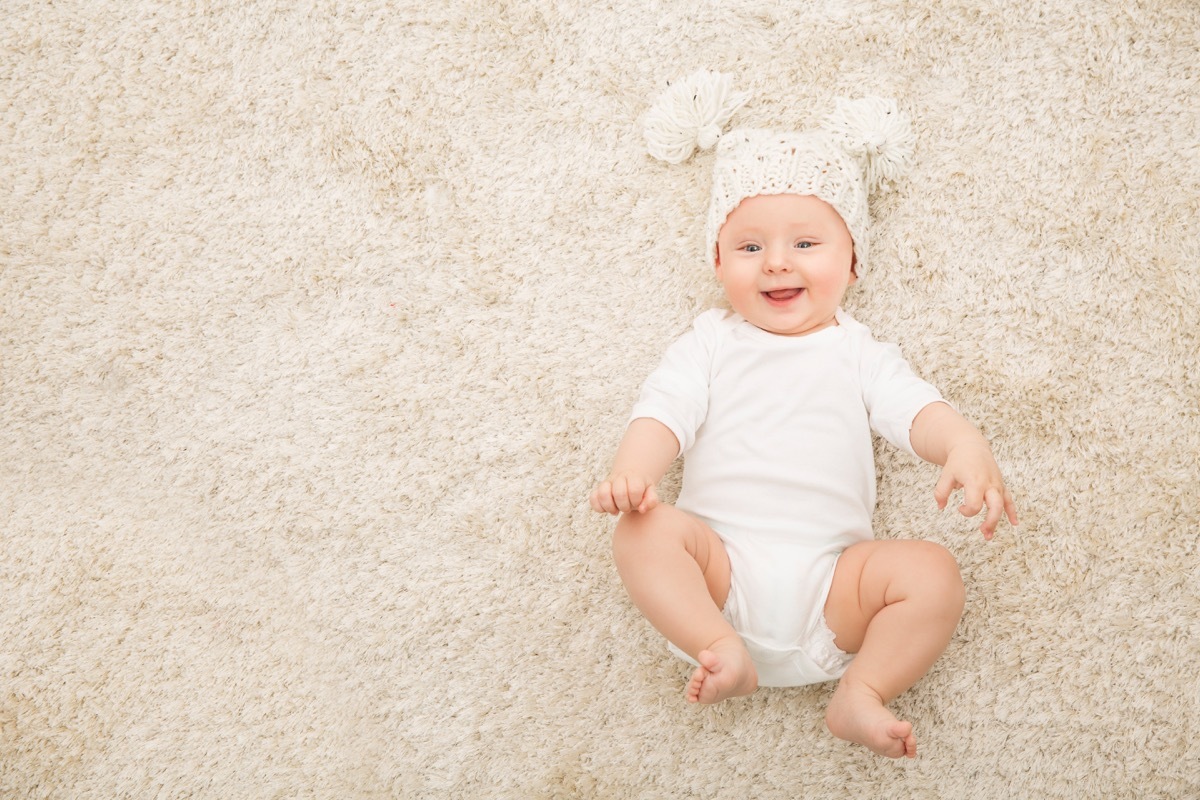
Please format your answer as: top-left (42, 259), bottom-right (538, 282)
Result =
top-left (825, 680), bottom-right (917, 758)
top-left (686, 636), bottom-right (758, 705)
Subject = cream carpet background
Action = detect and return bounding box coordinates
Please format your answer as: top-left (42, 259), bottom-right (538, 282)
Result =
top-left (2, 1), bottom-right (1198, 797)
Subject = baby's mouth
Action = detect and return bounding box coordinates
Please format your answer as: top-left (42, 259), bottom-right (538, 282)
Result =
top-left (763, 288), bottom-right (803, 301)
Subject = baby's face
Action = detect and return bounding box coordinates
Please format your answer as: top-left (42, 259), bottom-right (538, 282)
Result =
top-left (714, 194), bottom-right (856, 337)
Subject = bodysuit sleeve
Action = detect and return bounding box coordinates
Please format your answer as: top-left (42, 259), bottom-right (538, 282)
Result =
top-left (628, 311), bottom-right (720, 457)
top-left (858, 333), bottom-right (948, 458)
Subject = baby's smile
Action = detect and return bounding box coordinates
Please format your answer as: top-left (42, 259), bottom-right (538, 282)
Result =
top-left (763, 287), bottom-right (805, 304)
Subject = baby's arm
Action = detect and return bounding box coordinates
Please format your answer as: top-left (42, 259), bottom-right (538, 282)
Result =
top-left (910, 402), bottom-right (1018, 540)
top-left (590, 418), bottom-right (680, 515)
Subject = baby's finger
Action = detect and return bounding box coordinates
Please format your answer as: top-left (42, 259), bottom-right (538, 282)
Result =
top-left (594, 482), bottom-right (618, 515)
top-left (980, 488), bottom-right (1004, 539)
top-left (934, 468), bottom-right (957, 510)
top-left (959, 484), bottom-right (985, 517)
top-left (637, 485), bottom-right (660, 514)
top-left (1004, 489), bottom-right (1019, 526)
top-left (618, 476), bottom-right (648, 513)
top-left (626, 476), bottom-right (648, 510)
top-left (611, 477), bottom-right (633, 513)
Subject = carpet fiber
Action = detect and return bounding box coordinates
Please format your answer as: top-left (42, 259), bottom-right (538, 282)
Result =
top-left (3, 1), bottom-right (1198, 797)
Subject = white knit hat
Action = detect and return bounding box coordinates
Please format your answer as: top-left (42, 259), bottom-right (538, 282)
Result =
top-left (643, 71), bottom-right (915, 277)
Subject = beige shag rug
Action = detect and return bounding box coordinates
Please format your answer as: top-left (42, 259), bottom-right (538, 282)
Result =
top-left (3, 1), bottom-right (1198, 797)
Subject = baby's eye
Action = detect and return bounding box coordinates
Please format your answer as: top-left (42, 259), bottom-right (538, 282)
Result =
top-left (741, 244), bottom-right (761, 253)
top-left (795, 241), bottom-right (813, 249)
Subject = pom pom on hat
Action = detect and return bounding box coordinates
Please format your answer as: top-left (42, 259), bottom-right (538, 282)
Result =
top-left (644, 71), bottom-right (750, 164)
top-left (822, 96), bottom-right (915, 192)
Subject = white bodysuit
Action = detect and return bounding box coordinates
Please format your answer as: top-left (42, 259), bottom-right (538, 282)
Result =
top-left (630, 308), bottom-right (946, 686)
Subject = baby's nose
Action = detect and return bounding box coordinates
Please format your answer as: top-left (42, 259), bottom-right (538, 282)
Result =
top-left (765, 248), bottom-right (792, 272)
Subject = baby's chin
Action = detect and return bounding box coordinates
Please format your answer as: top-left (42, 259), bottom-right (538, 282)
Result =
top-left (755, 316), bottom-right (840, 338)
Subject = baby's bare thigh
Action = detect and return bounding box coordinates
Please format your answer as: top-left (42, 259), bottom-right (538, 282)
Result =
top-left (823, 539), bottom-right (960, 653)
top-left (630, 504), bottom-right (732, 611)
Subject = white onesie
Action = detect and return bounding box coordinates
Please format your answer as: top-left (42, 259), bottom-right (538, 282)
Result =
top-left (630, 308), bottom-right (946, 686)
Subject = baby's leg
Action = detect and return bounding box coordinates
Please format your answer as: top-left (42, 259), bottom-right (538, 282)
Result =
top-left (822, 540), bottom-right (965, 758)
top-left (611, 504), bottom-right (757, 704)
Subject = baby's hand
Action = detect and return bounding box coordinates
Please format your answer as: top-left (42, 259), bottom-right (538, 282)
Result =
top-left (590, 474), bottom-right (660, 515)
top-left (934, 440), bottom-right (1018, 540)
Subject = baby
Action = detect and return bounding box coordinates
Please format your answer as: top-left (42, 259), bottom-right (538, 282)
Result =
top-left (590, 73), bottom-right (1018, 759)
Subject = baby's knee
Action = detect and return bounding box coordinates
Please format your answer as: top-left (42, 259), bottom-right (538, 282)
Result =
top-left (914, 542), bottom-right (965, 610)
top-left (611, 505), bottom-right (674, 556)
